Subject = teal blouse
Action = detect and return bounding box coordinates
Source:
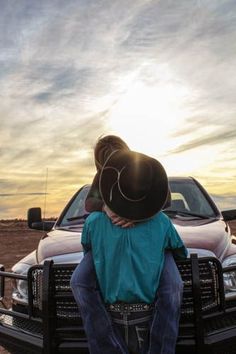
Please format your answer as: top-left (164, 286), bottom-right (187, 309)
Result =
top-left (81, 211), bottom-right (187, 304)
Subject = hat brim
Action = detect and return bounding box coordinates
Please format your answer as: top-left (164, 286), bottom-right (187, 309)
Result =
top-left (99, 150), bottom-right (168, 221)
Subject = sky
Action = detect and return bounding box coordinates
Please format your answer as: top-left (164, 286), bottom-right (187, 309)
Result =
top-left (1, 0), bottom-right (236, 219)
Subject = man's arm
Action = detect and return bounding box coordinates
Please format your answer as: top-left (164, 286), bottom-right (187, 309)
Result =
top-left (85, 173), bottom-right (104, 212)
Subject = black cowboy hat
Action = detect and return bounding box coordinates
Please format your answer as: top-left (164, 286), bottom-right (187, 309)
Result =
top-left (99, 150), bottom-right (169, 221)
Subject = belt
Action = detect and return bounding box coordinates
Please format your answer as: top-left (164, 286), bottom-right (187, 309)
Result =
top-left (106, 303), bottom-right (154, 313)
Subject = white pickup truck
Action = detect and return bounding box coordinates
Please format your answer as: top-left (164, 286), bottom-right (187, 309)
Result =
top-left (1, 176), bottom-right (236, 354)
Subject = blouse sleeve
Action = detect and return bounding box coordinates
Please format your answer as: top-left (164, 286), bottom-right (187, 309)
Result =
top-left (81, 220), bottom-right (92, 254)
top-left (165, 220), bottom-right (188, 259)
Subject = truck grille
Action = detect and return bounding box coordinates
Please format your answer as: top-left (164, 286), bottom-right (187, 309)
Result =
top-left (177, 258), bottom-right (223, 318)
top-left (31, 268), bottom-right (43, 310)
top-left (30, 265), bottom-right (81, 321)
top-left (30, 258), bottom-right (223, 323)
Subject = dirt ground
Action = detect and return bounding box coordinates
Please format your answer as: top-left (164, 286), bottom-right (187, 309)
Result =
top-left (0, 220), bottom-right (44, 354)
top-left (0, 219), bottom-right (236, 353)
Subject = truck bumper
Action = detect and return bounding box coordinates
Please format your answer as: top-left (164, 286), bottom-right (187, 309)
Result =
top-left (0, 314), bottom-right (43, 353)
top-left (0, 313), bottom-right (89, 354)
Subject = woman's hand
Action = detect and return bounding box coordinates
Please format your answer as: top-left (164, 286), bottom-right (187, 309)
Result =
top-left (103, 205), bottom-right (134, 228)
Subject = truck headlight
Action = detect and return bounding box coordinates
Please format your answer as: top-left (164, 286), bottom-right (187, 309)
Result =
top-left (222, 256), bottom-right (236, 295)
top-left (11, 263), bottom-right (30, 305)
top-left (12, 279), bottom-right (28, 305)
top-left (18, 279), bottom-right (28, 298)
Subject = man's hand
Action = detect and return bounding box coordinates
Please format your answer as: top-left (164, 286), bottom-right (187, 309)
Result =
top-left (103, 205), bottom-right (134, 228)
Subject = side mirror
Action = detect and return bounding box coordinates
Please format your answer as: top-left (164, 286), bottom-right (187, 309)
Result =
top-left (28, 207), bottom-right (42, 229)
top-left (27, 207), bottom-right (55, 231)
top-left (222, 209), bottom-right (236, 221)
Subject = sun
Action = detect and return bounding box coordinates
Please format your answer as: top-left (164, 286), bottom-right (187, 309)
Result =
top-left (108, 79), bottom-right (190, 159)
top-left (107, 77), bottom-right (217, 177)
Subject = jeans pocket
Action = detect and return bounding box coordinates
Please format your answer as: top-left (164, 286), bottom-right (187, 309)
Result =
top-left (135, 324), bottom-right (149, 350)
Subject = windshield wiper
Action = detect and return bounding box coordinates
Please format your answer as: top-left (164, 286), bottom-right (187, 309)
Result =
top-left (67, 214), bottom-right (89, 221)
top-left (164, 210), bottom-right (211, 219)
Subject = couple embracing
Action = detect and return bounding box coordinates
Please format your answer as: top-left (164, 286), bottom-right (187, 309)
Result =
top-left (70, 135), bottom-right (187, 354)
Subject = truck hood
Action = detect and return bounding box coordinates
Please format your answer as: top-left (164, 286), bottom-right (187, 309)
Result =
top-left (13, 217), bottom-right (236, 271)
top-left (173, 217), bottom-right (234, 261)
top-left (37, 228), bottom-right (84, 264)
top-left (36, 218), bottom-right (233, 263)
top-left (12, 250), bottom-right (37, 273)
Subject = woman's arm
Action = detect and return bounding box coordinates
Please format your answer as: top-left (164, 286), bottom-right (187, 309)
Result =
top-left (85, 173), bottom-right (104, 212)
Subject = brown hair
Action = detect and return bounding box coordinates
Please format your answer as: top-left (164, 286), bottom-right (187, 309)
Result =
top-left (94, 135), bottom-right (130, 170)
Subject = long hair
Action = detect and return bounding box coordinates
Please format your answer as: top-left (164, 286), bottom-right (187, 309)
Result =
top-left (94, 135), bottom-right (130, 170)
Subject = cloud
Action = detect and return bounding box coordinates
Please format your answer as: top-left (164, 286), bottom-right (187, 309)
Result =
top-left (0, 193), bottom-right (48, 197)
top-left (169, 128), bottom-right (236, 154)
top-left (1, 0), bottom-right (236, 218)
top-left (211, 194), bottom-right (236, 211)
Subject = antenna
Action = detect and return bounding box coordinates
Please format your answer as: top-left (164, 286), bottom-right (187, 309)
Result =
top-left (43, 168), bottom-right (48, 221)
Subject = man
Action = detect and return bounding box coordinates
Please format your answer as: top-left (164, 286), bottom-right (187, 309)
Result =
top-left (71, 150), bottom-right (187, 354)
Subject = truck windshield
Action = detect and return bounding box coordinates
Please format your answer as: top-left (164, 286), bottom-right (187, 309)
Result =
top-left (57, 178), bottom-right (218, 228)
top-left (165, 179), bottom-right (217, 218)
top-left (58, 185), bottom-right (90, 227)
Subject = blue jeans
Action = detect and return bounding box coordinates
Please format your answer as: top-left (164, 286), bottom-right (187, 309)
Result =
top-left (70, 251), bottom-right (183, 354)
